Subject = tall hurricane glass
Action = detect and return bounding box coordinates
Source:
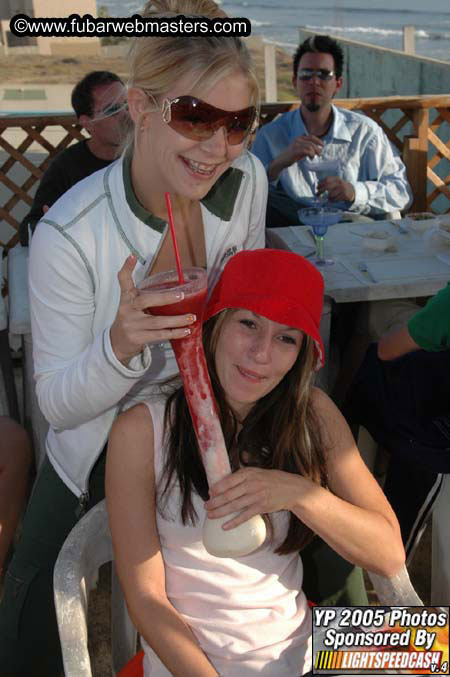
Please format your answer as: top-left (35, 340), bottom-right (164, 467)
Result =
top-left (137, 269), bottom-right (267, 558)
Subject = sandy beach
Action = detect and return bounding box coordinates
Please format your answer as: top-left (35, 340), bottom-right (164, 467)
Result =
top-left (0, 37), bottom-right (294, 102)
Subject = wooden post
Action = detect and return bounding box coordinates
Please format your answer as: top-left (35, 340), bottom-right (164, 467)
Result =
top-left (403, 26), bottom-right (415, 55)
top-left (0, 20), bottom-right (9, 57)
top-left (402, 108), bottom-right (429, 212)
top-left (264, 42), bottom-right (277, 103)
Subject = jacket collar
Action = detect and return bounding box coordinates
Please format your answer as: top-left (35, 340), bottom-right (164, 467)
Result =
top-left (122, 149), bottom-right (244, 234)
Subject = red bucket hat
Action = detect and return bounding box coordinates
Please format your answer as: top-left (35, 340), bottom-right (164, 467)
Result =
top-left (205, 249), bottom-right (325, 369)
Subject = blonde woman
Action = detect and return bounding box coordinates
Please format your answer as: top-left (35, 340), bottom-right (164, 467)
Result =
top-left (0, 2), bottom-right (267, 674)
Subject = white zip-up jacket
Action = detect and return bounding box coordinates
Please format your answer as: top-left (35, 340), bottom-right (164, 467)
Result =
top-left (29, 150), bottom-right (266, 498)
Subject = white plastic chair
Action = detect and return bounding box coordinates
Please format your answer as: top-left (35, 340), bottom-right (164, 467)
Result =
top-left (54, 499), bottom-right (137, 677)
top-left (54, 499), bottom-right (422, 677)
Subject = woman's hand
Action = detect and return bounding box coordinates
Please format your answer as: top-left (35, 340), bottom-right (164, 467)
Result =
top-left (204, 467), bottom-right (303, 530)
top-left (110, 256), bottom-right (196, 366)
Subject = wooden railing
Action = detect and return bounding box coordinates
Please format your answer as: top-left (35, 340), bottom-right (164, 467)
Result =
top-left (1, 94), bottom-right (449, 251)
top-left (0, 114), bottom-right (85, 250)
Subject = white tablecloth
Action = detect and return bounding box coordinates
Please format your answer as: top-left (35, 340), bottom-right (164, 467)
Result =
top-left (274, 219), bottom-right (450, 303)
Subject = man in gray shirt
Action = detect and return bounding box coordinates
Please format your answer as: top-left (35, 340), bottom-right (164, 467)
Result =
top-left (20, 70), bottom-right (130, 245)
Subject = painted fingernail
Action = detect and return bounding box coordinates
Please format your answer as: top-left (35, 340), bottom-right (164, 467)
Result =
top-left (175, 292), bottom-right (185, 300)
top-left (182, 328), bottom-right (191, 336)
top-left (186, 314), bottom-right (196, 323)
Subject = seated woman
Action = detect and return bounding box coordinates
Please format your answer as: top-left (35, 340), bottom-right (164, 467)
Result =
top-left (106, 249), bottom-right (405, 677)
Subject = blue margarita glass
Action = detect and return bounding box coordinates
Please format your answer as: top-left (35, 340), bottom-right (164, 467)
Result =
top-left (298, 207), bottom-right (342, 266)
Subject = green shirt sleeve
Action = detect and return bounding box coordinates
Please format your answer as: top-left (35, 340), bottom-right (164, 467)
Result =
top-left (408, 282), bottom-right (450, 351)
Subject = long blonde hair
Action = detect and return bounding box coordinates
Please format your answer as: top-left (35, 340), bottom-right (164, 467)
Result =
top-left (128, 1), bottom-right (259, 110)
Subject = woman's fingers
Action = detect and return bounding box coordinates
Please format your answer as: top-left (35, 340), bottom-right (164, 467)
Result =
top-left (133, 287), bottom-right (185, 312)
top-left (206, 468), bottom-right (298, 522)
top-left (205, 470), bottom-right (262, 518)
top-left (207, 474), bottom-right (248, 506)
top-left (207, 498), bottom-right (258, 522)
top-left (205, 488), bottom-right (249, 514)
top-left (117, 257), bottom-right (186, 309)
top-left (131, 326), bottom-right (193, 346)
top-left (111, 308), bottom-right (195, 362)
top-left (117, 255), bottom-right (138, 295)
top-left (131, 312), bottom-right (196, 331)
top-left (111, 257), bottom-right (198, 363)
top-left (209, 467), bottom-right (252, 492)
top-left (122, 312), bottom-right (196, 345)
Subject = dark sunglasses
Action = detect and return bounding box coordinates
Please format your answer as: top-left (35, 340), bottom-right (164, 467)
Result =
top-left (159, 95), bottom-right (257, 145)
top-left (297, 68), bottom-right (336, 81)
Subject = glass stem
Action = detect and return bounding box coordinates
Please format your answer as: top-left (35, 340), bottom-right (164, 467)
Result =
top-left (316, 235), bottom-right (325, 261)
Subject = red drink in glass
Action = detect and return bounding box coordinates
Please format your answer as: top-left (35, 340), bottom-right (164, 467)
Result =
top-left (138, 268), bottom-right (231, 484)
top-left (138, 268), bottom-right (266, 557)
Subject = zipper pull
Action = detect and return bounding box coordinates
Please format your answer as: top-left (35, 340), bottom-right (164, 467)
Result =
top-left (75, 491), bottom-right (90, 519)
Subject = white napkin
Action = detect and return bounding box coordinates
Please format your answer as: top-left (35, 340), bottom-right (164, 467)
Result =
top-left (360, 257), bottom-right (450, 281)
top-left (362, 230), bottom-right (396, 252)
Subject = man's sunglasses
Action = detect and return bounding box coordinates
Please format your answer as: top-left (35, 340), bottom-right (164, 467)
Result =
top-left (156, 95), bottom-right (257, 145)
top-left (297, 68), bottom-right (336, 81)
top-left (96, 101), bottom-right (129, 119)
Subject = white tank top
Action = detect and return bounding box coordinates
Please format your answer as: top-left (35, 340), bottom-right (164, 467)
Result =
top-left (142, 399), bottom-right (312, 677)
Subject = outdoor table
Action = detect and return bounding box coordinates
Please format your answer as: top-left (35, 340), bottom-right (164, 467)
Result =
top-left (273, 218), bottom-right (449, 303)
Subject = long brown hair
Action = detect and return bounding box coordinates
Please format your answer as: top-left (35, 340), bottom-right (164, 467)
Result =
top-left (159, 310), bottom-right (328, 554)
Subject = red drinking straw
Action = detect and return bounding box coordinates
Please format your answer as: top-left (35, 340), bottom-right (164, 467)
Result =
top-left (165, 191), bottom-right (185, 285)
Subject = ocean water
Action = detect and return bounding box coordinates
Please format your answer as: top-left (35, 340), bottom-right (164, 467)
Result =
top-left (102, 0), bottom-right (450, 62)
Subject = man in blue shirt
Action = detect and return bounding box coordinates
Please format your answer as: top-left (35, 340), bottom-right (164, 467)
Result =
top-left (252, 35), bottom-right (412, 227)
